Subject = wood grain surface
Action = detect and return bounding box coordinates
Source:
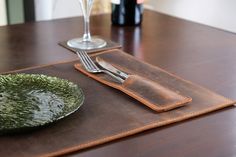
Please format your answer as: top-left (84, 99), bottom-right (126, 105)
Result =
top-left (1, 10), bottom-right (236, 157)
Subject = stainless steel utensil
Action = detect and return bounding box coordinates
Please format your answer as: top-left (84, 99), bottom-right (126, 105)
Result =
top-left (96, 57), bottom-right (129, 80)
top-left (76, 50), bottom-right (124, 83)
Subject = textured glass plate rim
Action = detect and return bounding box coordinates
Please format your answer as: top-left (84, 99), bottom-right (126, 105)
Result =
top-left (0, 73), bottom-right (85, 134)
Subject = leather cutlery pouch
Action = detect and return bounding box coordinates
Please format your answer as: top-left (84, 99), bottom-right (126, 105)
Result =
top-left (74, 50), bottom-right (192, 112)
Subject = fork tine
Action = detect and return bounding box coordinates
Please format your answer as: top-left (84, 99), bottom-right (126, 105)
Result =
top-left (76, 51), bottom-right (93, 72)
top-left (79, 51), bottom-right (96, 71)
top-left (81, 51), bottom-right (99, 71)
top-left (80, 51), bottom-right (95, 70)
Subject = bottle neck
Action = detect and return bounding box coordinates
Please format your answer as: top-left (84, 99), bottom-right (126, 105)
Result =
top-left (111, 0), bottom-right (143, 26)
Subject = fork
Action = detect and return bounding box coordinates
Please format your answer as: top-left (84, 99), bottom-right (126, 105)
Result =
top-left (76, 50), bottom-right (124, 83)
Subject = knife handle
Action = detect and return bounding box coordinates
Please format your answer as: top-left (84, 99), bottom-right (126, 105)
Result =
top-left (102, 70), bottom-right (125, 83)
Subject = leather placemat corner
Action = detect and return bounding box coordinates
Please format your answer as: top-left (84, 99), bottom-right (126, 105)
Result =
top-left (0, 49), bottom-right (235, 157)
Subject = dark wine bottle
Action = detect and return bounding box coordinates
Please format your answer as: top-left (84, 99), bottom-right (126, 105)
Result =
top-left (111, 0), bottom-right (144, 26)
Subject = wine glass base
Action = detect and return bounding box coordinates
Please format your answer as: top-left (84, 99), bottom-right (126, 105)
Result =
top-left (67, 37), bottom-right (107, 50)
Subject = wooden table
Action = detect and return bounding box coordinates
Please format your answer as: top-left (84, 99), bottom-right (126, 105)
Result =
top-left (1, 10), bottom-right (236, 157)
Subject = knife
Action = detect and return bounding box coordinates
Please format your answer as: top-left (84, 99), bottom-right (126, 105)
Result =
top-left (96, 57), bottom-right (129, 80)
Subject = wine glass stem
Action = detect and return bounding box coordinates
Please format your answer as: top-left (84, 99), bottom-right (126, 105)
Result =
top-left (80, 0), bottom-right (93, 42)
top-left (83, 17), bottom-right (91, 42)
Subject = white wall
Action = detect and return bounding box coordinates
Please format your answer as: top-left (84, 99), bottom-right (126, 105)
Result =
top-left (145, 0), bottom-right (236, 33)
top-left (34, 0), bottom-right (110, 21)
top-left (35, 0), bottom-right (82, 21)
top-left (0, 0), bottom-right (7, 26)
top-left (52, 0), bottom-right (82, 19)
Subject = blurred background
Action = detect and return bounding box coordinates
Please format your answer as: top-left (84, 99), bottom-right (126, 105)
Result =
top-left (0, 0), bottom-right (236, 32)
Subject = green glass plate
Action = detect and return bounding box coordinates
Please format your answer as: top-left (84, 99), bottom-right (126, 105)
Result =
top-left (0, 74), bottom-right (84, 134)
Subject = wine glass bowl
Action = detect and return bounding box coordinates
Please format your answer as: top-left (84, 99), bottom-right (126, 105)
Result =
top-left (67, 0), bottom-right (107, 50)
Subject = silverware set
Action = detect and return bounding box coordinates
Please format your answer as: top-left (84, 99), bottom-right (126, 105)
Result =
top-left (76, 50), bottom-right (126, 83)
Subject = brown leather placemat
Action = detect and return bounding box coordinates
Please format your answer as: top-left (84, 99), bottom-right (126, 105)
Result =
top-left (59, 37), bottom-right (122, 54)
top-left (0, 50), bottom-right (235, 157)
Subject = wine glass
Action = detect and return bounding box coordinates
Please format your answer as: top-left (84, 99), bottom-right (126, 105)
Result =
top-left (67, 0), bottom-right (107, 50)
